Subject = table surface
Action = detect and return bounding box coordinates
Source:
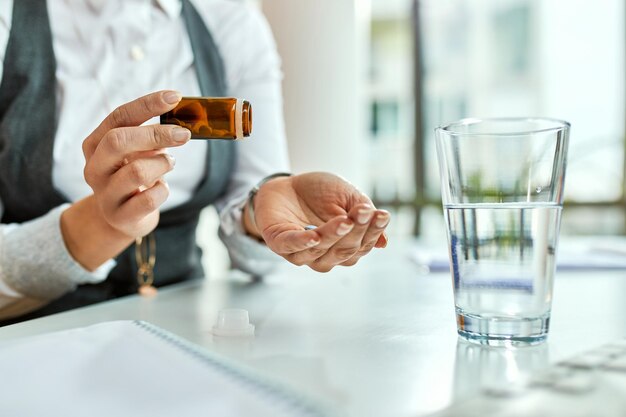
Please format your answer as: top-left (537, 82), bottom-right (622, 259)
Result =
top-left (1, 238), bottom-right (625, 417)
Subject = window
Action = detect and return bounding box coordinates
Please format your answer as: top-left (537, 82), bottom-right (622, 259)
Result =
top-left (368, 0), bottom-right (626, 236)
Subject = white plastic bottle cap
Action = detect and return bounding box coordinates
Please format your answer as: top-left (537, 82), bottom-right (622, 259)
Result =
top-left (212, 308), bottom-right (255, 337)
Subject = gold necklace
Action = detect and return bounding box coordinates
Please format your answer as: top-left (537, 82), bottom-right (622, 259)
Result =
top-left (135, 234), bottom-right (157, 296)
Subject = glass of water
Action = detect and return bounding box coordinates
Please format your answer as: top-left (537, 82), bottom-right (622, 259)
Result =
top-left (435, 118), bottom-right (570, 346)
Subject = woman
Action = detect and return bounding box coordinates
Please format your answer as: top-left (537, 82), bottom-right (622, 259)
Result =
top-left (0, 0), bottom-right (390, 322)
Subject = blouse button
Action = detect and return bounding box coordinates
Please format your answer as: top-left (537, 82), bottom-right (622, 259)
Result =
top-left (130, 45), bottom-right (145, 61)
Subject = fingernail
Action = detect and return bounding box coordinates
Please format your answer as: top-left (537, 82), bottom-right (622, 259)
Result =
top-left (375, 214), bottom-right (389, 228)
top-left (165, 153), bottom-right (176, 167)
top-left (306, 239), bottom-right (320, 247)
top-left (337, 222), bottom-right (353, 236)
top-left (356, 208), bottom-right (373, 225)
top-left (163, 91), bottom-right (182, 104)
top-left (172, 127), bottom-right (190, 143)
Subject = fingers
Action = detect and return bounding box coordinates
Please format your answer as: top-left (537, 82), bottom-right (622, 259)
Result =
top-left (107, 180), bottom-right (170, 228)
top-left (375, 232), bottom-right (388, 249)
top-left (265, 215), bottom-right (352, 258)
top-left (80, 91), bottom-right (187, 239)
top-left (102, 153), bottom-right (175, 209)
top-left (308, 204), bottom-right (372, 266)
top-left (261, 224), bottom-right (321, 254)
top-left (282, 204), bottom-right (371, 270)
top-left (83, 90), bottom-right (183, 159)
top-left (311, 205), bottom-right (387, 270)
top-left (86, 125), bottom-right (190, 182)
top-left (280, 208), bottom-right (391, 272)
top-left (340, 210), bottom-right (390, 266)
top-left (357, 209), bottom-right (390, 251)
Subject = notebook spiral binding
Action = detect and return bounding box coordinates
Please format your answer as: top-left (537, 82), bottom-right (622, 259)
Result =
top-left (132, 320), bottom-right (337, 417)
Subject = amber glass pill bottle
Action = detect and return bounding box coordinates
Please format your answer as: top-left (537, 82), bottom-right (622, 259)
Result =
top-left (160, 97), bottom-right (252, 140)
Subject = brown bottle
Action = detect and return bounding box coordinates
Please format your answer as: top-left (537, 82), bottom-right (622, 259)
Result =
top-left (160, 97), bottom-right (252, 140)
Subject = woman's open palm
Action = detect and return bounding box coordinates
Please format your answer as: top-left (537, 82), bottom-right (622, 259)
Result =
top-left (254, 172), bottom-right (390, 272)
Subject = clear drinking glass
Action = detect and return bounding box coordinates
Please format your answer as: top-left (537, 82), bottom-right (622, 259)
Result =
top-left (435, 118), bottom-right (570, 346)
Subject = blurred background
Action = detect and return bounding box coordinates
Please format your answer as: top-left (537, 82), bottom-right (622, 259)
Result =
top-left (201, 0), bottom-right (626, 276)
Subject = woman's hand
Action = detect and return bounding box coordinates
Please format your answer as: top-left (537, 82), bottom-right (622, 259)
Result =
top-left (81, 90), bottom-right (190, 238)
top-left (61, 91), bottom-right (190, 271)
top-left (246, 172), bottom-right (390, 272)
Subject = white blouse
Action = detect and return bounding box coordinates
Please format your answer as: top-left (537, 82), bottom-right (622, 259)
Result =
top-left (0, 0), bottom-right (289, 307)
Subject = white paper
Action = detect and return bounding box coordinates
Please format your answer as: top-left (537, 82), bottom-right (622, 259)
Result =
top-left (0, 321), bottom-right (329, 417)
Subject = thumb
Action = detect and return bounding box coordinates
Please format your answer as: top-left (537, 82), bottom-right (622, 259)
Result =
top-left (82, 90), bottom-right (182, 160)
top-left (262, 223), bottom-right (321, 255)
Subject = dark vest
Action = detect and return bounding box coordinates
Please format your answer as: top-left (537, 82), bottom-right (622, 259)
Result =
top-left (0, 0), bottom-right (235, 323)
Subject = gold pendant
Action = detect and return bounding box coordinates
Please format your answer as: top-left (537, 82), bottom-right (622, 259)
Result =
top-left (136, 234), bottom-right (157, 297)
top-left (138, 284), bottom-right (158, 297)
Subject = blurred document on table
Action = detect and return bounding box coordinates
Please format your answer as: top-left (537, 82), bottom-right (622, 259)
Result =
top-left (410, 237), bottom-right (626, 273)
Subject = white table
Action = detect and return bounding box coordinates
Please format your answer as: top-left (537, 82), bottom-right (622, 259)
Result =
top-left (1, 239), bottom-right (625, 417)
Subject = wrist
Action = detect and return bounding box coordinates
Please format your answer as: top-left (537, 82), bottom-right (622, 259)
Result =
top-left (242, 201), bottom-right (263, 240)
top-left (61, 196), bottom-right (134, 271)
top-left (243, 172), bottom-right (292, 240)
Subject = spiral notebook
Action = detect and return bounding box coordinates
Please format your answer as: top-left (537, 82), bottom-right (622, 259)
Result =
top-left (0, 320), bottom-right (333, 417)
